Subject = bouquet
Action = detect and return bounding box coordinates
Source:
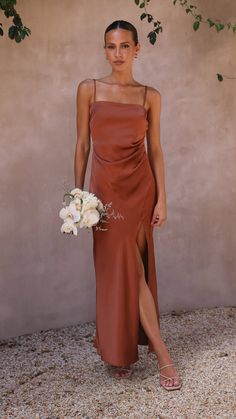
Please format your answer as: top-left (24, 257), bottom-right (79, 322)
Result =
top-left (59, 187), bottom-right (124, 235)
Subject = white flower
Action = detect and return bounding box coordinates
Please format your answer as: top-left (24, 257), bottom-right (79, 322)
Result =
top-left (97, 199), bottom-right (104, 212)
top-left (79, 209), bottom-right (100, 228)
top-left (61, 220), bottom-right (78, 235)
top-left (89, 196), bottom-right (100, 208)
top-left (70, 188), bottom-right (83, 198)
top-left (74, 197), bottom-right (82, 209)
top-left (67, 201), bottom-right (81, 223)
top-left (81, 191), bottom-right (91, 200)
top-left (59, 207), bottom-right (73, 220)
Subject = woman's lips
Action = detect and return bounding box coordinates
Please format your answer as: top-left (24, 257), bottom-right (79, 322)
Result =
top-left (114, 61), bottom-right (125, 65)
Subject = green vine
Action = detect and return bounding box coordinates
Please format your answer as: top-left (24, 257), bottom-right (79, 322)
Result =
top-left (173, 0), bottom-right (236, 34)
top-left (1, 0), bottom-right (235, 82)
top-left (134, 0), bottom-right (163, 45)
top-left (134, 0), bottom-right (236, 81)
top-left (0, 0), bottom-right (31, 42)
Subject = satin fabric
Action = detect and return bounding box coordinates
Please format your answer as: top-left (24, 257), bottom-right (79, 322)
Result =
top-left (89, 99), bottom-right (160, 367)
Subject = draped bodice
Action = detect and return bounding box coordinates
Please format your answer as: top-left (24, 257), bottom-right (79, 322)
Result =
top-left (89, 100), bottom-right (148, 162)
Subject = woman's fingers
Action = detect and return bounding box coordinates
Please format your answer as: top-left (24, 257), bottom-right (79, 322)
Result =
top-left (151, 214), bottom-right (166, 227)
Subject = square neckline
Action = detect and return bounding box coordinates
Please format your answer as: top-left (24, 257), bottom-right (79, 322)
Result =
top-left (94, 79), bottom-right (146, 88)
top-left (90, 100), bottom-right (147, 116)
top-left (90, 79), bottom-right (148, 116)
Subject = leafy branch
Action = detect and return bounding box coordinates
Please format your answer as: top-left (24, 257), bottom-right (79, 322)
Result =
top-left (172, 0), bottom-right (236, 34)
top-left (134, 0), bottom-right (236, 81)
top-left (0, 0), bottom-right (31, 42)
top-left (134, 0), bottom-right (163, 45)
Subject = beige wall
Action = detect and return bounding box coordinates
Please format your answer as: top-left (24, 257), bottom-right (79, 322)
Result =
top-left (1, 0), bottom-right (235, 339)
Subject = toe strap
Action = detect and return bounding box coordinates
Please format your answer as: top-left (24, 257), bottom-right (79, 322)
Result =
top-left (160, 373), bottom-right (180, 380)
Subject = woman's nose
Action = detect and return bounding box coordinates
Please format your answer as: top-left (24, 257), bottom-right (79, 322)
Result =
top-left (114, 48), bottom-right (122, 58)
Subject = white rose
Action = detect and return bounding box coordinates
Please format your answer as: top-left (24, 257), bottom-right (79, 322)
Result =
top-left (80, 209), bottom-right (100, 228)
top-left (88, 196), bottom-right (99, 208)
top-left (81, 191), bottom-right (91, 199)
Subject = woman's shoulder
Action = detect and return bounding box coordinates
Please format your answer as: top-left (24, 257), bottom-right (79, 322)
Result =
top-left (146, 85), bottom-right (161, 109)
top-left (77, 78), bottom-right (95, 91)
top-left (146, 84), bottom-right (161, 98)
top-left (76, 79), bottom-right (95, 101)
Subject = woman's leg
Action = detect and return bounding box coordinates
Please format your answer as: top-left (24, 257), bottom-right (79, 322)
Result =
top-left (135, 224), bottom-right (181, 387)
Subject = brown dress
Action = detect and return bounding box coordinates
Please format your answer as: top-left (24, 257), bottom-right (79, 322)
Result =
top-left (89, 78), bottom-right (160, 367)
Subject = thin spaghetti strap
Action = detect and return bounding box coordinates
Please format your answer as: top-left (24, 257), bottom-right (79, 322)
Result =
top-left (143, 85), bottom-right (147, 107)
top-left (93, 78), bottom-right (96, 102)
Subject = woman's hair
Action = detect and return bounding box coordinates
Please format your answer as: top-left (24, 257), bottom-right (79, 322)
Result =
top-left (104, 20), bottom-right (138, 46)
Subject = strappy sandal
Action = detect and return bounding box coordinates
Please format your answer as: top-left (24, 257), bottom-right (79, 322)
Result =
top-left (158, 363), bottom-right (182, 390)
top-left (108, 365), bottom-right (133, 379)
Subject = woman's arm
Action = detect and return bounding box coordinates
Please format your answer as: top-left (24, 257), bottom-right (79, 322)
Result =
top-left (146, 88), bottom-right (167, 227)
top-left (74, 79), bottom-right (92, 189)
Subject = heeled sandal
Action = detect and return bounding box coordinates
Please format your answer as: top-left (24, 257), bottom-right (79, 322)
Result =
top-left (158, 363), bottom-right (182, 391)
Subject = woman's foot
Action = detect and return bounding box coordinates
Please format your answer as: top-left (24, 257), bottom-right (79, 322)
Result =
top-left (155, 339), bottom-right (182, 389)
top-left (106, 363), bottom-right (133, 379)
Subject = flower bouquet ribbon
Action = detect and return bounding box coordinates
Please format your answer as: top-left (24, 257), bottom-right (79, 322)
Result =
top-left (59, 188), bottom-right (124, 235)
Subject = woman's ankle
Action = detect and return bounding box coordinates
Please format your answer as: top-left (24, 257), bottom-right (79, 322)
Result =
top-left (152, 337), bottom-right (167, 357)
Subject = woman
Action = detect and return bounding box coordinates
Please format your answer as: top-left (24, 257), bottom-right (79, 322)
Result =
top-left (74, 20), bottom-right (182, 391)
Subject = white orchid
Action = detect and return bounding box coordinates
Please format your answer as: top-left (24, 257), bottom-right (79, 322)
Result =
top-left (70, 188), bottom-right (83, 198)
top-left (61, 220), bottom-right (78, 235)
top-left (59, 207), bottom-right (73, 220)
top-left (68, 201), bottom-right (81, 223)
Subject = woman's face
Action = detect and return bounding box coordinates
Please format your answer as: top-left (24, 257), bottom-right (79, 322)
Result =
top-left (104, 28), bottom-right (140, 70)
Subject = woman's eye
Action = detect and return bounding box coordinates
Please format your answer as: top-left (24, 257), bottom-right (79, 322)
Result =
top-left (107, 45), bottom-right (129, 49)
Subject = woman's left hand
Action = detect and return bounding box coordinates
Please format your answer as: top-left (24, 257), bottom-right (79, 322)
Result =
top-left (151, 199), bottom-right (167, 228)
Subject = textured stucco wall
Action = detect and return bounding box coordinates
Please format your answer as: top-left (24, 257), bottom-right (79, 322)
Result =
top-left (0, 0), bottom-right (235, 339)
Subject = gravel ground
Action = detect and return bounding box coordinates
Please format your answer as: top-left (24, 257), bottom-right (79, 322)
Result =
top-left (0, 306), bottom-right (235, 419)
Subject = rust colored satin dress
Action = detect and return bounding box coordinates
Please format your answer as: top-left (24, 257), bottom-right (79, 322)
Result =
top-left (89, 79), bottom-right (160, 367)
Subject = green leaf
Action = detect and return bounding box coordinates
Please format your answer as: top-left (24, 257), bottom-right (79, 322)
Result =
top-left (193, 21), bottom-right (200, 31)
top-left (139, 2), bottom-right (145, 8)
top-left (195, 14), bottom-right (202, 21)
top-left (8, 24), bottom-right (16, 39)
top-left (140, 13), bottom-right (146, 20)
top-left (216, 73), bottom-right (223, 82)
top-left (0, 0), bottom-right (8, 7)
top-left (13, 14), bottom-right (22, 27)
top-left (15, 33), bottom-right (21, 42)
top-left (148, 31), bottom-right (157, 45)
top-left (207, 18), bottom-right (215, 28)
top-left (0, 27), bottom-right (3, 36)
top-left (215, 23), bottom-right (225, 32)
top-left (134, 0), bottom-right (139, 5)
